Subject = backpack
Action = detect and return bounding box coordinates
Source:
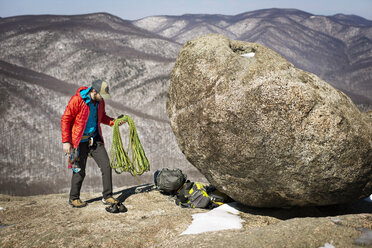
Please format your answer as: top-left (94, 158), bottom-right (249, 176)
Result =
top-left (176, 181), bottom-right (212, 208)
top-left (154, 168), bottom-right (187, 195)
top-left (176, 181), bottom-right (231, 209)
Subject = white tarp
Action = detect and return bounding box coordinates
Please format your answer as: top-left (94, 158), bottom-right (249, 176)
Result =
top-left (181, 202), bottom-right (244, 235)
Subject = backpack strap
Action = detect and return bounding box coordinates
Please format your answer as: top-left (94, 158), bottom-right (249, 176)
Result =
top-left (188, 183), bottom-right (210, 208)
top-left (176, 181), bottom-right (193, 205)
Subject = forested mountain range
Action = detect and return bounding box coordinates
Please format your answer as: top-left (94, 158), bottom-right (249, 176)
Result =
top-left (0, 9), bottom-right (371, 195)
top-left (0, 13), bottom-right (188, 195)
top-left (133, 8), bottom-right (372, 107)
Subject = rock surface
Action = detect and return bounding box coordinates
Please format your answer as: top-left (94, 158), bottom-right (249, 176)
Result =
top-left (167, 34), bottom-right (372, 207)
top-left (0, 185), bottom-right (371, 247)
top-left (165, 213), bottom-right (372, 248)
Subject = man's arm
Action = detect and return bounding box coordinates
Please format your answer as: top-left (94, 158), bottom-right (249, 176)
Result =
top-left (100, 100), bottom-right (115, 126)
top-left (61, 96), bottom-right (78, 152)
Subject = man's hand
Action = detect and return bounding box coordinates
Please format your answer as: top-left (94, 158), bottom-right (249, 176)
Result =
top-left (117, 114), bottom-right (126, 126)
top-left (118, 120), bottom-right (126, 126)
top-left (63, 142), bottom-right (72, 155)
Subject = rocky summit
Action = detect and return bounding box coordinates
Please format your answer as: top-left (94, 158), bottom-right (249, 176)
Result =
top-left (167, 34), bottom-right (372, 208)
top-left (1, 186), bottom-right (371, 248)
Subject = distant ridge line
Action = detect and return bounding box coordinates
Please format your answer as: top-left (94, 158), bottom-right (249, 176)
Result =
top-left (0, 60), bottom-right (169, 124)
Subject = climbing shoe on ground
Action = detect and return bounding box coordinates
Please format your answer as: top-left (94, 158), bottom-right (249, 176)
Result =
top-left (105, 202), bottom-right (128, 214)
top-left (102, 197), bottom-right (119, 205)
top-left (69, 199), bottom-right (87, 208)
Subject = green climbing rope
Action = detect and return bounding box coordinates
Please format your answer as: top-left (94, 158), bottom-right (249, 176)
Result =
top-left (109, 115), bottom-right (150, 176)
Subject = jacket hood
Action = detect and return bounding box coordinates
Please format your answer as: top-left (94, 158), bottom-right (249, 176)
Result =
top-left (76, 86), bottom-right (88, 96)
top-left (80, 87), bottom-right (93, 104)
top-left (76, 86), bottom-right (91, 104)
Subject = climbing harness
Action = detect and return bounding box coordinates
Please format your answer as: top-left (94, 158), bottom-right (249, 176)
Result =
top-left (109, 115), bottom-right (150, 178)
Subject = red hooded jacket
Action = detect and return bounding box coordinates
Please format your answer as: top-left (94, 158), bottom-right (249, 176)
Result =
top-left (61, 87), bottom-right (114, 148)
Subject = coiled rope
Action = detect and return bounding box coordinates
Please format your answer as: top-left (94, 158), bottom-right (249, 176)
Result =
top-left (109, 115), bottom-right (150, 177)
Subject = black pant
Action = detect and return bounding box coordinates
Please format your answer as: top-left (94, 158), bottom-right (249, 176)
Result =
top-left (69, 136), bottom-right (113, 200)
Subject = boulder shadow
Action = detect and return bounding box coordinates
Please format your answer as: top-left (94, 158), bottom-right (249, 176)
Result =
top-left (236, 199), bottom-right (372, 220)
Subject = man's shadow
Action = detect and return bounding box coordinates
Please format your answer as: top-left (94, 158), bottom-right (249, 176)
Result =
top-left (86, 183), bottom-right (155, 204)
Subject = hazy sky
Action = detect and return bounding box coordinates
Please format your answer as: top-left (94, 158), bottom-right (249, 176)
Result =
top-left (0, 0), bottom-right (371, 21)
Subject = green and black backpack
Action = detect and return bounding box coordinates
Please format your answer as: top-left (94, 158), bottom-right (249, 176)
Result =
top-left (154, 168), bottom-right (187, 195)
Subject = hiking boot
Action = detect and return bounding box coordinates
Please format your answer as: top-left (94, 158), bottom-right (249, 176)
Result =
top-left (69, 199), bottom-right (87, 208)
top-left (102, 197), bottom-right (119, 205)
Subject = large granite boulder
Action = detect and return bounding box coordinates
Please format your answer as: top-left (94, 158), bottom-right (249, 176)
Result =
top-left (166, 34), bottom-right (372, 207)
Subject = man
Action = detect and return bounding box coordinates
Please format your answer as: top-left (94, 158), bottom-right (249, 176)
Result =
top-left (61, 79), bottom-right (123, 208)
